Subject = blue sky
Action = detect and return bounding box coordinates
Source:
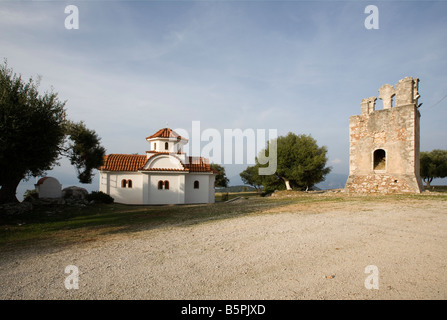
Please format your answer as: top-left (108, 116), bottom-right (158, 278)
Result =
top-left (1, 0), bottom-right (446, 198)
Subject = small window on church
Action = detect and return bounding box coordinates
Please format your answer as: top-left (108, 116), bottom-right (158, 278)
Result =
top-left (194, 180), bottom-right (199, 189)
top-left (164, 180), bottom-right (169, 190)
top-left (121, 179), bottom-right (127, 188)
top-left (154, 143), bottom-right (156, 151)
top-left (165, 142), bottom-right (169, 150)
top-left (374, 149), bottom-right (386, 171)
top-left (158, 180), bottom-right (163, 190)
top-left (127, 180), bottom-right (132, 188)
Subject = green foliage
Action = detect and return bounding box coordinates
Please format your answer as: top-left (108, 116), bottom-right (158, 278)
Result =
top-left (0, 60), bottom-right (106, 204)
top-left (221, 192), bottom-right (229, 201)
top-left (86, 191), bottom-right (114, 204)
top-left (216, 185), bottom-right (257, 193)
top-left (63, 121), bottom-right (106, 184)
top-left (23, 189), bottom-right (38, 201)
top-left (253, 132), bottom-right (331, 191)
top-left (0, 60), bottom-right (66, 203)
top-left (240, 165), bottom-right (263, 192)
top-left (210, 163), bottom-right (229, 188)
top-left (420, 150), bottom-right (447, 187)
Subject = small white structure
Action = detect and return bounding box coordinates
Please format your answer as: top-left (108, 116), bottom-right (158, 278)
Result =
top-left (99, 128), bottom-right (217, 205)
top-left (35, 177), bottom-right (62, 199)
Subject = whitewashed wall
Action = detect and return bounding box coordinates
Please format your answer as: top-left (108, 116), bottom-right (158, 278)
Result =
top-left (208, 174), bottom-right (216, 203)
top-left (146, 173), bottom-right (186, 205)
top-left (99, 169), bottom-right (215, 205)
top-left (100, 172), bottom-right (143, 204)
top-left (145, 154), bottom-right (183, 170)
top-left (185, 173), bottom-right (215, 204)
top-left (37, 177), bottom-right (62, 199)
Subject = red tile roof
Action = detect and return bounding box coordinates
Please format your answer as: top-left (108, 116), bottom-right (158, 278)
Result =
top-left (185, 157), bottom-right (211, 172)
top-left (99, 153), bottom-right (214, 173)
top-left (36, 177), bottom-right (50, 185)
top-left (140, 168), bottom-right (188, 172)
top-left (145, 128), bottom-right (187, 141)
top-left (146, 150), bottom-right (184, 155)
top-left (99, 154), bottom-right (147, 171)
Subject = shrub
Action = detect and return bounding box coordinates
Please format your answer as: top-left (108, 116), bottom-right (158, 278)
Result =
top-left (86, 191), bottom-right (114, 204)
top-left (23, 189), bottom-right (38, 201)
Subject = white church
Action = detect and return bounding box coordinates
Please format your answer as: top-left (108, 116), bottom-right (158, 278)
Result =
top-left (99, 128), bottom-right (216, 205)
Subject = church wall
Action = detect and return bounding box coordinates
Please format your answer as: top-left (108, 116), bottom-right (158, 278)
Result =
top-left (208, 174), bottom-right (216, 203)
top-left (147, 155), bottom-right (183, 169)
top-left (147, 173), bottom-right (185, 205)
top-left (185, 174), bottom-right (213, 204)
top-left (101, 172), bottom-right (143, 204)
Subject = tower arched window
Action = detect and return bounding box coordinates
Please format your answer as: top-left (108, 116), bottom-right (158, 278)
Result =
top-left (194, 180), bottom-right (199, 189)
top-left (165, 142), bottom-right (169, 150)
top-left (164, 180), bottom-right (170, 190)
top-left (121, 179), bottom-right (127, 188)
top-left (158, 180), bottom-right (164, 190)
top-left (127, 180), bottom-right (132, 188)
top-left (373, 149), bottom-right (386, 171)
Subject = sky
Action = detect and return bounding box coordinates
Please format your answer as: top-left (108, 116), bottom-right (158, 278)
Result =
top-left (1, 0), bottom-right (446, 199)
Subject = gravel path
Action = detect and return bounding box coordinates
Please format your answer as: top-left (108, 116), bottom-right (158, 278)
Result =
top-left (1, 197), bottom-right (446, 300)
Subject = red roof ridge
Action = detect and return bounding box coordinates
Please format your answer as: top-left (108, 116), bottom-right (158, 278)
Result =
top-left (140, 168), bottom-right (189, 172)
top-left (145, 127), bottom-right (187, 141)
top-left (36, 177), bottom-right (50, 185)
top-left (146, 150), bottom-right (185, 154)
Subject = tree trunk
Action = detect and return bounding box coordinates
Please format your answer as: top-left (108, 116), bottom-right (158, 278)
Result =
top-left (0, 177), bottom-right (22, 204)
top-left (284, 179), bottom-right (292, 191)
top-left (424, 177), bottom-right (432, 189)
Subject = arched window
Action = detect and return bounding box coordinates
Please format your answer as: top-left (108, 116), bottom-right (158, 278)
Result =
top-left (164, 180), bottom-right (169, 190)
top-left (194, 180), bottom-right (199, 189)
top-left (373, 149), bottom-right (386, 170)
top-left (158, 180), bottom-right (164, 190)
top-left (121, 179), bottom-right (127, 188)
top-left (154, 143), bottom-right (157, 151)
top-left (165, 142), bottom-right (169, 150)
top-left (127, 180), bottom-right (132, 188)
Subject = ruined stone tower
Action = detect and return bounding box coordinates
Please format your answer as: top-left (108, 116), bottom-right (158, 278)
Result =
top-left (344, 77), bottom-right (423, 193)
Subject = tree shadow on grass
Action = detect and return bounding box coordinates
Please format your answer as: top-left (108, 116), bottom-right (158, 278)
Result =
top-left (0, 197), bottom-right (288, 253)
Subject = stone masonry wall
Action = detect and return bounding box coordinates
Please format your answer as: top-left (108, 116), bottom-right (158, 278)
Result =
top-left (345, 174), bottom-right (419, 194)
top-left (345, 77), bottom-right (423, 194)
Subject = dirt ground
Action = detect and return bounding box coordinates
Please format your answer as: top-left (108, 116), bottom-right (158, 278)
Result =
top-left (0, 193), bottom-right (446, 300)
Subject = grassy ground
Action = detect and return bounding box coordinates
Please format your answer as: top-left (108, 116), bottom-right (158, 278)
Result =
top-left (215, 191), bottom-right (259, 201)
top-left (426, 185), bottom-right (447, 192)
top-left (1, 188), bottom-right (446, 251)
top-left (0, 192), bottom-right (274, 250)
